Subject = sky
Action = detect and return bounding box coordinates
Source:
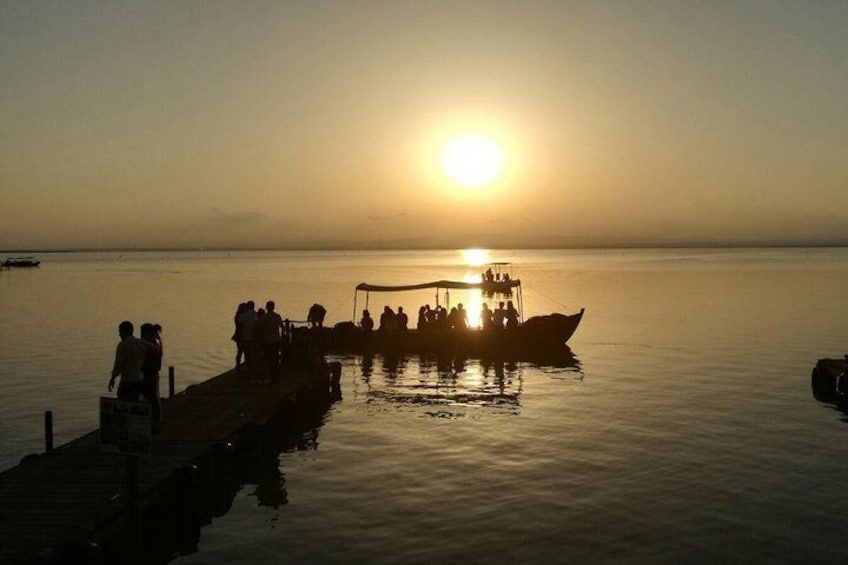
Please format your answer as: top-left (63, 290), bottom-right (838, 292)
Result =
top-left (1, 0), bottom-right (846, 250)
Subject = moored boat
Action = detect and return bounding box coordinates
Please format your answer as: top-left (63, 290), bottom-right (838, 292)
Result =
top-left (2, 257), bottom-right (40, 268)
top-left (292, 276), bottom-right (584, 360)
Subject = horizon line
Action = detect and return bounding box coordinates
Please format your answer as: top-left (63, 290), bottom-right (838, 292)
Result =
top-left (4, 242), bottom-right (848, 254)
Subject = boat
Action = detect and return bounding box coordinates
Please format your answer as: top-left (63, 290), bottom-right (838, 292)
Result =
top-left (811, 356), bottom-right (848, 403)
top-left (291, 276), bottom-right (584, 360)
top-left (2, 257), bottom-right (40, 268)
top-left (479, 262), bottom-right (518, 295)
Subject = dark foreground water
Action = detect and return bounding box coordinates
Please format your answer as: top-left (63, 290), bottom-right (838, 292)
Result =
top-left (1, 248), bottom-right (847, 563)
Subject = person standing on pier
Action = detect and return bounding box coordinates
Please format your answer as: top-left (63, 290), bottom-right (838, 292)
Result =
top-left (140, 323), bottom-right (163, 431)
top-left (238, 301), bottom-right (257, 371)
top-left (259, 300), bottom-right (285, 382)
top-left (108, 321), bottom-right (151, 400)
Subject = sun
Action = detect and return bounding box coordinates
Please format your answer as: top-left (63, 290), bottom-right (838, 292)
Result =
top-left (441, 135), bottom-right (504, 188)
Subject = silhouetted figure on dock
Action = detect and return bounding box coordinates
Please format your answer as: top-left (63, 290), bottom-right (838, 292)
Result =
top-left (259, 301), bottom-right (285, 382)
top-left (237, 301), bottom-right (257, 371)
top-left (232, 302), bottom-right (249, 369)
top-left (307, 303), bottom-right (327, 329)
top-left (140, 322), bottom-right (163, 432)
top-left (109, 320), bottom-right (151, 400)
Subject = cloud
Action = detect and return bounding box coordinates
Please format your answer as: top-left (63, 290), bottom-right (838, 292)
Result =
top-left (208, 207), bottom-right (265, 227)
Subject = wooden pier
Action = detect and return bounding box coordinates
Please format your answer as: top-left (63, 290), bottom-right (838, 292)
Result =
top-left (0, 361), bottom-right (341, 565)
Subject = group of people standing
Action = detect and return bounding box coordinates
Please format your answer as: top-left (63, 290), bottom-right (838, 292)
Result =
top-left (479, 300), bottom-right (520, 330)
top-left (108, 320), bottom-right (163, 432)
top-left (232, 300), bottom-right (287, 381)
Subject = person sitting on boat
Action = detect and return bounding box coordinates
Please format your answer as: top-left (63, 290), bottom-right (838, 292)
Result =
top-left (360, 309), bottom-right (374, 332)
top-left (379, 306), bottom-right (397, 333)
top-left (480, 303), bottom-right (494, 330)
top-left (434, 306), bottom-right (448, 331)
top-left (455, 303), bottom-right (469, 330)
top-left (447, 307), bottom-right (458, 330)
top-left (505, 300), bottom-right (519, 329)
top-left (397, 306), bottom-right (408, 330)
top-left (484, 267), bottom-right (494, 282)
top-left (503, 273), bottom-right (510, 282)
top-left (417, 305), bottom-right (429, 330)
top-left (307, 303), bottom-right (327, 329)
top-left (493, 301), bottom-right (506, 329)
top-left (426, 304), bottom-right (439, 328)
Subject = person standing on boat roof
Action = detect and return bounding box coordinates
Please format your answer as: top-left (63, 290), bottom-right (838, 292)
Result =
top-left (109, 320), bottom-right (154, 400)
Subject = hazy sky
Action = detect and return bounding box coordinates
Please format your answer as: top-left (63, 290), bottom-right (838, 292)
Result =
top-left (1, 1), bottom-right (846, 250)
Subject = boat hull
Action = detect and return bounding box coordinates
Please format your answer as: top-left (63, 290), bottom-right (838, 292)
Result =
top-left (812, 357), bottom-right (848, 402)
top-left (294, 309), bottom-right (584, 361)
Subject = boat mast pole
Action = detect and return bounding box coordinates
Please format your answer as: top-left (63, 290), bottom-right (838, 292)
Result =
top-left (353, 290), bottom-right (358, 322)
top-left (518, 284), bottom-right (524, 324)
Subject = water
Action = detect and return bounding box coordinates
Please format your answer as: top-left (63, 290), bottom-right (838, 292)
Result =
top-left (2, 248), bottom-right (847, 563)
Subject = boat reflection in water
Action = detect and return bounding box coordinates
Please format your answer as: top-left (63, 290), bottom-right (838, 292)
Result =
top-left (333, 347), bottom-right (582, 418)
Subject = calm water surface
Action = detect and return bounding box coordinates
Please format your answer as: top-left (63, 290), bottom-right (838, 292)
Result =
top-left (2, 248), bottom-right (848, 563)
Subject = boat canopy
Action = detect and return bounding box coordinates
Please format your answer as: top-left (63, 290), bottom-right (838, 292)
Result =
top-left (356, 279), bottom-right (520, 292)
top-left (353, 278), bottom-right (524, 323)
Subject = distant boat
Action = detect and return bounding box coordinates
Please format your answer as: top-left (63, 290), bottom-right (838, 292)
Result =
top-left (2, 257), bottom-right (40, 268)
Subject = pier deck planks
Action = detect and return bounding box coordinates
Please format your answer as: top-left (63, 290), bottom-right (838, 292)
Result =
top-left (0, 368), bottom-right (319, 561)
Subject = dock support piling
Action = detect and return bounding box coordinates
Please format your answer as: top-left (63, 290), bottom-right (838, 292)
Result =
top-left (126, 455), bottom-right (141, 541)
top-left (169, 366), bottom-right (175, 398)
top-left (44, 410), bottom-right (54, 452)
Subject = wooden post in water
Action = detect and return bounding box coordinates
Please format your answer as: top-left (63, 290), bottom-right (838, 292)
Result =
top-left (44, 410), bottom-right (53, 452)
top-left (168, 366), bottom-right (175, 398)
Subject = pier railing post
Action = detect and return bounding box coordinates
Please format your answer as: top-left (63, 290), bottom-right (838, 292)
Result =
top-left (126, 454), bottom-right (141, 541)
top-left (169, 366), bottom-right (175, 397)
top-left (44, 410), bottom-right (54, 452)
